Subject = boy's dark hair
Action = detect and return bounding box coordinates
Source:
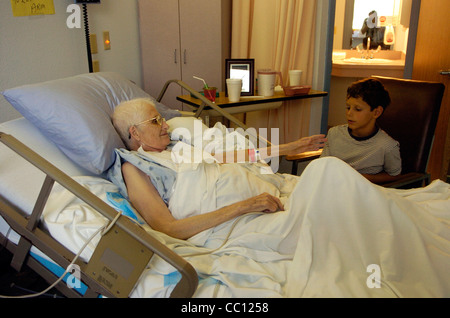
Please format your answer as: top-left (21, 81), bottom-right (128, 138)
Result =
top-left (347, 78), bottom-right (391, 110)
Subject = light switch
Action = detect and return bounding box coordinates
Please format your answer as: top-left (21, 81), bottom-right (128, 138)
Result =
top-left (103, 31), bottom-right (111, 50)
top-left (90, 34), bottom-right (98, 54)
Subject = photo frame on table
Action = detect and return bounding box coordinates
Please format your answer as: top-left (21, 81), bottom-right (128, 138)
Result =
top-left (225, 59), bottom-right (254, 96)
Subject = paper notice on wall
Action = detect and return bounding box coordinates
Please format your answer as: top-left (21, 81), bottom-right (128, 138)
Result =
top-left (10, 0), bottom-right (55, 17)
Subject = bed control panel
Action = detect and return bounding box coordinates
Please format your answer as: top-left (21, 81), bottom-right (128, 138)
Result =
top-left (85, 224), bottom-right (153, 298)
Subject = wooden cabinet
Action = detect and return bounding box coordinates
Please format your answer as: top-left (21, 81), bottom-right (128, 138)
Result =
top-left (138, 0), bottom-right (231, 110)
top-left (412, 0), bottom-right (450, 181)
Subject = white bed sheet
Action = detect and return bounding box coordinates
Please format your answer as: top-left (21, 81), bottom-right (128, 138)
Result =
top-left (40, 157), bottom-right (450, 298)
top-left (0, 118), bottom-right (98, 290)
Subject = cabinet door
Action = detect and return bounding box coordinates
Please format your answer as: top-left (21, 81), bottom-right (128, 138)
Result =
top-left (412, 0), bottom-right (450, 180)
top-left (179, 0), bottom-right (226, 92)
top-left (138, 0), bottom-right (183, 109)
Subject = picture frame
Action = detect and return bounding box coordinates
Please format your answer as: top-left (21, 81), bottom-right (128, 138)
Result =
top-left (225, 59), bottom-right (255, 96)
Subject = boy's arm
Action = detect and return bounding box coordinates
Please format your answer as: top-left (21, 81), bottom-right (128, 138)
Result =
top-left (320, 140), bottom-right (330, 157)
top-left (361, 172), bottom-right (400, 184)
top-left (362, 144), bottom-right (402, 184)
top-left (383, 143), bottom-right (402, 176)
top-left (319, 126), bottom-right (337, 157)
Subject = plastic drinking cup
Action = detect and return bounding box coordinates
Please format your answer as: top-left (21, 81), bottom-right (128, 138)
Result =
top-left (203, 87), bottom-right (217, 102)
top-left (257, 70), bottom-right (283, 96)
top-left (226, 78), bottom-right (242, 102)
top-left (289, 70), bottom-right (302, 86)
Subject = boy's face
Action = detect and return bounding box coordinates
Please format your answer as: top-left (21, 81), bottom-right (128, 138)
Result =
top-left (346, 97), bottom-right (383, 137)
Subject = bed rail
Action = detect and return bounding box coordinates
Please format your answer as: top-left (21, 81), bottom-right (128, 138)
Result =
top-left (157, 79), bottom-right (272, 146)
top-left (157, 79), bottom-right (248, 128)
top-left (0, 132), bottom-right (198, 298)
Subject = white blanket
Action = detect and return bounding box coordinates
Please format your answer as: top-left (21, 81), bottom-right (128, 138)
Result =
top-left (42, 157), bottom-right (450, 298)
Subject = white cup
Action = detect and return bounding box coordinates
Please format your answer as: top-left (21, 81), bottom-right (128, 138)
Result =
top-left (289, 70), bottom-right (302, 86)
top-left (258, 73), bottom-right (276, 96)
top-left (226, 78), bottom-right (242, 102)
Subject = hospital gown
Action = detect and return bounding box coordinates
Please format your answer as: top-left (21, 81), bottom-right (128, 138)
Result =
top-left (107, 144), bottom-right (297, 220)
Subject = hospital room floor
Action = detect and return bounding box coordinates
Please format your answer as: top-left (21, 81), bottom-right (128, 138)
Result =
top-left (0, 245), bottom-right (65, 298)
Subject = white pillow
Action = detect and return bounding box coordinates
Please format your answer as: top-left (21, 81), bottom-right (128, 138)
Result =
top-left (2, 72), bottom-right (180, 174)
top-left (167, 116), bottom-right (208, 145)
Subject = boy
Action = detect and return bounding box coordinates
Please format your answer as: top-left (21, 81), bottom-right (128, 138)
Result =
top-left (321, 78), bottom-right (401, 184)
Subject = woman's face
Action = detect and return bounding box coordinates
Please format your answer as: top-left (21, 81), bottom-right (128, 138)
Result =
top-left (132, 104), bottom-right (170, 152)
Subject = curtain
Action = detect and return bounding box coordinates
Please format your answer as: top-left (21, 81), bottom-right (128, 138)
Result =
top-left (231, 0), bottom-right (317, 143)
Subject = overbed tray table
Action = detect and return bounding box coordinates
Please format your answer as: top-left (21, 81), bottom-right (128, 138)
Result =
top-left (177, 89), bottom-right (328, 124)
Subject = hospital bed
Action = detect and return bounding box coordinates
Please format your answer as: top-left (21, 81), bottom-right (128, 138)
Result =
top-left (1, 72), bottom-right (449, 298)
top-left (0, 72), bottom-right (201, 297)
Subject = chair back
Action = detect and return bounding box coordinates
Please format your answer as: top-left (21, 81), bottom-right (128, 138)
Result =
top-left (372, 76), bottom-right (444, 174)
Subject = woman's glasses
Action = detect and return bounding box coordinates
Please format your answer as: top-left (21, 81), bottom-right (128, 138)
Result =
top-left (129, 115), bottom-right (166, 139)
top-left (134, 115), bottom-right (165, 127)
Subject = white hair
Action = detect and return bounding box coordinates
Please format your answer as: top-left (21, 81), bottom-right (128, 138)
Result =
top-left (112, 98), bottom-right (156, 149)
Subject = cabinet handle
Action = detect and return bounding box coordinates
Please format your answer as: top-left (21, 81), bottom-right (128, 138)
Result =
top-left (440, 70), bottom-right (450, 76)
top-left (184, 49), bottom-right (187, 64)
top-left (174, 49), bottom-right (177, 64)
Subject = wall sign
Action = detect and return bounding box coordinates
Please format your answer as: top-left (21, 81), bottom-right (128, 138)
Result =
top-left (11, 0), bottom-right (55, 17)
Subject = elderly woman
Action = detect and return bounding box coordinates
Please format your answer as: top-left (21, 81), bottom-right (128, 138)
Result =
top-left (109, 98), bottom-right (326, 240)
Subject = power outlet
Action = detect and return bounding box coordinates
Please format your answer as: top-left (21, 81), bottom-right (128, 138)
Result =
top-left (93, 60), bottom-right (100, 72)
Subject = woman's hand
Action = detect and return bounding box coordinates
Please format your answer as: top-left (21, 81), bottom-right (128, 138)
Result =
top-left (212, 134), bottom-right (327, 163)
top-left (283, 134), bottom-right (327, 156)
top-left (235, 192), bottom-right (284, 214)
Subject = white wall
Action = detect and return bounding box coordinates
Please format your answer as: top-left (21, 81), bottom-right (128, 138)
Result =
top-left (87, 0), bottom-right (142, 85)
top-left (0, 0), bottom-right (142, 123)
